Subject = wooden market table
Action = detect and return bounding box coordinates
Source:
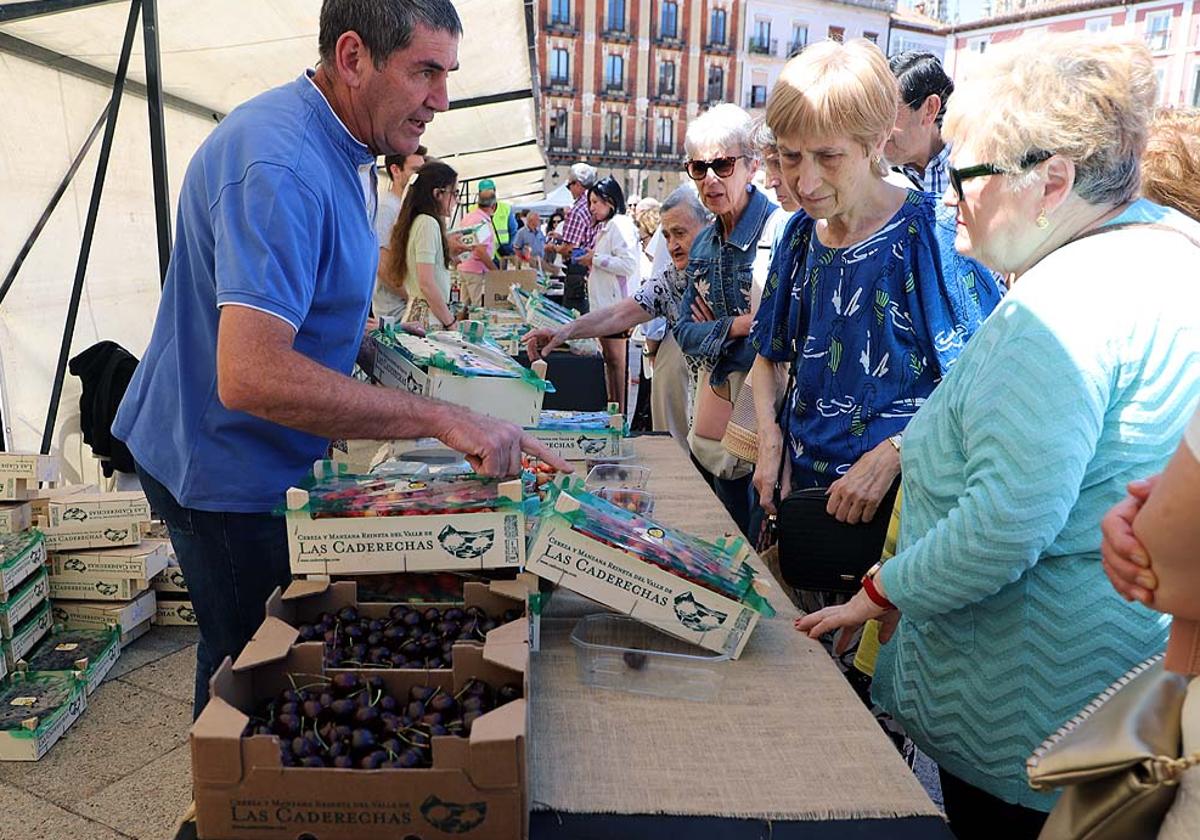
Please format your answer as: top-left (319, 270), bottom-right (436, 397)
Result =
top-left (525, 434), bottom-right (949, 838)
top-left (175, 435), bottom-right (948, 840)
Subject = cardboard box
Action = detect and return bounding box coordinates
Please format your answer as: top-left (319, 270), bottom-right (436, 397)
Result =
top-left (264, 577), bottom-right (527, 668)
top-left (371, 333), bottom-right (547, 427)
top-left (45, 491), bottom-right (150, 528)
top-left (48, 539), bottom-right (171, 582)
top-left (28, 485), bottom-right (97, 524)
top-left (0, 453), bottom-right (61, 483)
top-left (155, 598), bottom-right (198, 627)
top-left (0, 569), bottom-right (49, 639)
top-left (191, 616), bottom-right (528, 840)
top-left (524, 493), bottom-right (767, 659)
top-left (4, 602), bottom-right (54, 669)
top-left (0, 671), bottom-right (87, 761)
top-left (120, 618), bottom-right (153, 648)
top-left (0, 502), bottom-right (32, 535)
top-left (151, 563), bottom-right (189, 594)
top-left (37, 518), bottom-right (142, 552)
top-left (483, 270), bottom-right (537, 310)
top-left (51, 589), bottom-right (157, 635)
top-left (526, 408), bottom-right (626, 461)
top-left (18, 626), bottom-right (122, 695)
top-left (0, 531), bottom-right (46, 603)
top-left (48, 576), bottom-right (153, 602)
top-left (285, 483), bottom-right (527, 577)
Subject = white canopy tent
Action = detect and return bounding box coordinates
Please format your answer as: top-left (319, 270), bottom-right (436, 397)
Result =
top-left (0, 0), bottom-right (545, 482)
top-left (512, 181), bottom-right (574, 216)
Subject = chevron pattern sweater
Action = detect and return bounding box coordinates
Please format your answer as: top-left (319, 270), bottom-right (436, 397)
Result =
top-left (872, 219), bottom-right (1200, 809)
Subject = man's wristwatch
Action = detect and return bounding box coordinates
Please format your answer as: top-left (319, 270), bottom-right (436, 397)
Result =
top-left (861, 560), bottom-right (896, 610)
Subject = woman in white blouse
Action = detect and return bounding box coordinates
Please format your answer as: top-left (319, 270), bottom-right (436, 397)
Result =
top-left (576, 176), bottom-right (640, 412)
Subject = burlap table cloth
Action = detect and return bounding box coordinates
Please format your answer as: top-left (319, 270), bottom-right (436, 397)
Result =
top-left (529, 435), bottom-right (940, 821)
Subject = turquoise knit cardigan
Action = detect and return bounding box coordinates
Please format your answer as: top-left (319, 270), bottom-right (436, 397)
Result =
top-left (873, 209), bottom-right (1200, 809)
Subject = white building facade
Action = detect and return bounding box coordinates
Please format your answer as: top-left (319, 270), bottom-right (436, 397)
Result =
top-left (739, 0), bottom-right (895, 113)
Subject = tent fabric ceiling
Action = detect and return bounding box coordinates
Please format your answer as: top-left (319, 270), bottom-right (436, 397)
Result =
top-left (0, 0), bottom-right (546, 198)
top-left (0, 0), bottom-right (546, 468)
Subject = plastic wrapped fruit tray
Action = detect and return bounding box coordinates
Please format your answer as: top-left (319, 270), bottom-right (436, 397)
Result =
top-left (525, 405), bottom-right (625, 461)
top-left (0, 671), bottom-right (87, 761)
top-left (285, 461), bottom-right (531, 576)
top-left (19, 625), bottom-right (121, 695)
top-left (571, 612), bottom-right (730, 702)
top-left (525, 484), bottom-right (774, 658)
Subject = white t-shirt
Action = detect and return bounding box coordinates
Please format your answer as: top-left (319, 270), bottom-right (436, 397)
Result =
top-left (373, 190), bottom-right (406, 316)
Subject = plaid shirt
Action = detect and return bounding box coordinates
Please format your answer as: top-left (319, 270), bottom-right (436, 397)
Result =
top-left (901, 142), bottom-right (951, 195)
top-left (559, 192), bottom-right (598, 251)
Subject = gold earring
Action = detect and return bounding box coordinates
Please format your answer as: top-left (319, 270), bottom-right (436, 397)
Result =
top-left (1036, 208), bottom-right (1049, 229)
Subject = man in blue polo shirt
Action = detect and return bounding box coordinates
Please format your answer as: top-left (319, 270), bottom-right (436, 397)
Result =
top-left (114, 0), bottom-right (568, 717)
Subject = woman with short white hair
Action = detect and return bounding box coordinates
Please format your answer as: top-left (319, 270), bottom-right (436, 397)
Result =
top-left (798, 35), bottom-right (1200, 837)
top-left (672, 103), bottom-right (781, 537)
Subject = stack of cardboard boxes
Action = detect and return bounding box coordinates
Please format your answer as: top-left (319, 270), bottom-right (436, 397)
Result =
top-left (39, 491), bottom-right (159, 646)
top-left (0, 454), bottom-right (58, 677)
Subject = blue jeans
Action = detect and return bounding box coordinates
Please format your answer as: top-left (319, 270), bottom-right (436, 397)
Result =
top-left (137, 466), bottom-right (292, 719)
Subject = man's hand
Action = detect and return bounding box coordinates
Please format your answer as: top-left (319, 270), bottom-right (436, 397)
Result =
top-left (448, 233), bottom-right (469, 258)
top-left (691, 295), bottom-right (716, 323)
top-left (576, 250), bottom-right (594, 269)
top-left (400, 321), bottom-right (427, 337)
top-left (825, 439), bottom-right (901, 524)
top-left (523, 326), bottom-right (570, 360)
top-left (437, 409), bottom-right (572, 477)
top-left (1100, 476), bottom-right (1160, 605)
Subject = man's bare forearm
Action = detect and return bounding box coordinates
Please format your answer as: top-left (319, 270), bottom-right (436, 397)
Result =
top-left (226, 342), bottom-right (463, 441)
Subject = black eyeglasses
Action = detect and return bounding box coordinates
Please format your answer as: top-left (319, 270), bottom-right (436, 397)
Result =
top-left (685, 155), bottom-right (748, 180)
top-left (947, 150), bottom-right (1054, 199)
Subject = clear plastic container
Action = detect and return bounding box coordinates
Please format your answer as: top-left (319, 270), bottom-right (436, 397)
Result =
top-left (584, 463), bottom-right (651, 491)
top-left (594, 487), bottom-right (655, 516)
top-left (584, 452), bottom-right (640, 472)
top-left (570, 613), bottom-right (730, 702)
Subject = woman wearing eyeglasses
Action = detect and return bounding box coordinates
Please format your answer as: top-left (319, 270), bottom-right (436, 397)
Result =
top-left (386, 160), bottom-right (461, 330)
top-left (671, 103), bottom-right (783, 538)
top-left (795, 35), bottom-right (1200, 838)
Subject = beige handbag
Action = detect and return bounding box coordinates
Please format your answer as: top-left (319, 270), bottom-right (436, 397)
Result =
top-left (1027, 654), bottom-right (1199, 840)
top-left (721, 374), bottom-right (759, 464)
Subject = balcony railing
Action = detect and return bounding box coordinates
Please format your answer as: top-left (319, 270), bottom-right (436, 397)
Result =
top-left (656, 143), bottom-right (675, 156)
top-left (787, 40), bottom-right (807, 57)
top-left (547, 76), bottom-right (572, 90)
top-left (601, 83), bottom-right (630, 101)
top-left (706, 37), bottom-right (730, 52)
top-left (654, 28), bottom-right (684, 47)
top-left (655, 86), bottom-right (679, 101)
top-left (748, 37), bottom-right (777, 55)
top-left (705, 89), bottom-right (725, 105)
top-left (548, 134), bottom-right (570, 149)
top-left (546, 14), bottom-right (577, 34)
top-left (602, 26), bottom-right (633, 42)
top-left (604, 138), bottom-right (625, 153)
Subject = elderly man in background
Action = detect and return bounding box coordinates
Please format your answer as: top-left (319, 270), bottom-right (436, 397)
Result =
top-left (549, 162), bottom-right (600, 313)
top-left (524, 185), bottom-right (710, 448)
top-left (885, 51), bottom-right (954, 194)
top-left (513, 210), bottom-right (547, 269)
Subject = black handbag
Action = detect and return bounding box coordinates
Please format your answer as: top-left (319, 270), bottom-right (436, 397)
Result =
top-left (771, 352), bottom-right (900, 594)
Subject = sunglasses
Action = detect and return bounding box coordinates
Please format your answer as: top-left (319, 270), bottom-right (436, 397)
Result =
top-left (685, 155), bottom-right (748, 180)
top-left (948, 150), bottom-right (1054, 199)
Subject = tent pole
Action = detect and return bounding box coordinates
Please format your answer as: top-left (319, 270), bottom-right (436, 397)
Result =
top-left (40, 0), bottom-right (141, 455)
top-left (142, 0), bottom-right (171, 285)
top-left (0, 105), bottom-right (108, 308)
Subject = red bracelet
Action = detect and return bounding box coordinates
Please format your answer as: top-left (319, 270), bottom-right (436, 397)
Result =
top-left (862, 573), bottom-right (895, 611)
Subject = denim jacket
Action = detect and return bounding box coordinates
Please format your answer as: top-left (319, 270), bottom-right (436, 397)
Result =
top-left (673, 186), bottom-right (779, 386)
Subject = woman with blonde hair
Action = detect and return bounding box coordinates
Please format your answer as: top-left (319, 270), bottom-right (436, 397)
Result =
top-left (752, 39), bottom-right (998, 528)
top-left (798, 35), bottom-right (1200, 837)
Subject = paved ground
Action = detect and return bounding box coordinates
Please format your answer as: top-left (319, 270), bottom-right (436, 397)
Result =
top-left (0, 626), bottom-right (200, 840)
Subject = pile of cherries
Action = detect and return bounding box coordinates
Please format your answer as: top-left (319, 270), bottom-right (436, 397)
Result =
top-left (241, 672), bottom-right (522, 769)
top-left (296, 604), bottom-right (522, 669)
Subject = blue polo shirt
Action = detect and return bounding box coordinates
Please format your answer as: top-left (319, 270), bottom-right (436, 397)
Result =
top-left (113, 72), bottom-right (378, 512)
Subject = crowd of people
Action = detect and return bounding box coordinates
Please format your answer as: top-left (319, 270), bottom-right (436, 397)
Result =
top-left (528, 31), bottom-right (1200, 840)
top-left (107, 0), bottom-right (1199, 834)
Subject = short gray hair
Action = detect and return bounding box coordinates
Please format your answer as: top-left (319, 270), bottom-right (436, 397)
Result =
top-left (751, 117), bottom-right (776, 154)
top-left (319, 0), bottom-right (462, 69)
top-left (569, 162), bottom-right (598, 187)
top-left (685, 103), bottom-right (757, 160)
top-left (661, 185), bottom-right (710, 225)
